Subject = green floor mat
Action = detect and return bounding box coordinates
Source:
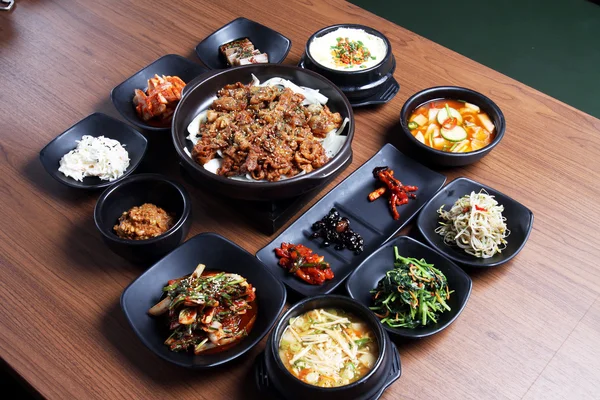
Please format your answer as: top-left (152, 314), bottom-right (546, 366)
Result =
top-left (349, 0), bottom-right (600, 119)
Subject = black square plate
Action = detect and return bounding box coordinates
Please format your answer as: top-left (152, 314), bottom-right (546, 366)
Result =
top-left (256, 143), bottom-right (446, 297)
top-left (39, 112), bottom-right (147, 190)
top-left (416, 177), bottom-right (534, 268)
top-left (195, 17), bottom-right (292, 69)
top-left (120, 232), bottom-right (287, 368)
top-left (110, 54), bottom-right (209, 131)
top-left (345, 236), bottom-right (472, 339)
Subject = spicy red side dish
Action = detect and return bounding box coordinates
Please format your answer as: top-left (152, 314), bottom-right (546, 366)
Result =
top-left (368, 166), bottom-right (418, 220)
top-left (274, 243), bottom-right (334, 285)
top-left (133, 74), bottom-right (186, 124)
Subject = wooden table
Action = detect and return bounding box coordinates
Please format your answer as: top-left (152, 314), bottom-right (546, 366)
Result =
top-left (1, 1), bottom-right (599, 399)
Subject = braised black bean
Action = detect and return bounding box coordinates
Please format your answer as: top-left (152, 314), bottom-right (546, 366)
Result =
top-left (310, 208), bottom-right (364, 254)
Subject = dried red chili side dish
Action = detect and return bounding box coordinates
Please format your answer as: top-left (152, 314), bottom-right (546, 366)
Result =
top-left (274, 243), bottom-right (334, 285)
top-left (368, 166), bottom-right (418, 220)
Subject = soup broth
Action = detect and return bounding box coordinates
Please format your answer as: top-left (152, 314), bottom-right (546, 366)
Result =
top-left (278, 308), bottom-right (378, 388)
top-left (408, 99), bottom-right (496, 153)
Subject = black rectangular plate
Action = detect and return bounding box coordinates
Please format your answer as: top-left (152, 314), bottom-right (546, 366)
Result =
top-left (179, 152), bottom-right (351, 235)
top-left (256, 143), bottom-right (446, 297)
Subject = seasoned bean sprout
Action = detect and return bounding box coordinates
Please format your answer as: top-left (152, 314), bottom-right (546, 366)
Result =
top-left (435, 190), bottom-right (510, 258)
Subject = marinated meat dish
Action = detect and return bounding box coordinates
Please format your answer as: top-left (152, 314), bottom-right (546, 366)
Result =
top-left (148, 263), bottom-right (257, 354)
top-left (133, 74), bottom-right (186, 123)
top-left (219, 38), bottom-right (269, 66)
top-left (113, 203), bottom-right (175, 240)
top-left (274, 243), bottom-right (334, 285)
top-left (368, 166), bottom-right (418, 220)
top-left (191, 82), bottom-right (343, 181)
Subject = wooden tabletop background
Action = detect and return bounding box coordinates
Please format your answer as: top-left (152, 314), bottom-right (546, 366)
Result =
top-left (1, 0), bottom-right (600, 399)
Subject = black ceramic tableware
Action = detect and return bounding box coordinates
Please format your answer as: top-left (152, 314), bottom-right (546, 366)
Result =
top-left (94, 173), bottom-right (192, 264)
top-left (111, 54), bottom-right (209, 132)
top-left (257, 295), bottom-right (401, 400)
top-left (416, 176), bottom-right (534, 268)
top-left (299, 24), bottom-right (399, 106)
top-left (195, 17), bottom-right (292, 69)
top-left (120, 232), bottom-right (287, 368)
top-left (255, 143), bottom-right (446, 297)
top-left (172, 64), bottom-right (355, 201)
top-left (398, 86), bottom-right (506, 167)
top-left (39, 112), bottom-right (148, 190)
top-left (346, 236), bottom-right (472, 339)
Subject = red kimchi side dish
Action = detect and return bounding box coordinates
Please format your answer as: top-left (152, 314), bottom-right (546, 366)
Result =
top-left (368, 166), bottom-right (418, 220)
top-left (274, 243), bottom-right (334, 285)
top-left (148, 263), bottom-right (257, 355)
top-left (133, 74), bottom-right (186, 125)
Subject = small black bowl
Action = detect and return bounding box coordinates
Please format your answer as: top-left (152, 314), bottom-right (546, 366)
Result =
top-left (195, 17), bottom-right (292, 69)
top-left (261, 294), bottom-right (401, 400)
top-left (300, 24), bottom-right (398, 105)
top-left (416, 177), bottom-right (534, 268)
top-left (121, 232), bottom-right (287, 368)
top-left (399, 86), bottom-right (506, 167)
top-left (346, 236), bottom-right (472, 339)
top-left (111, 54), bottom-right (209, 132)
top-left (94, 173), bottom-right (192, 264)
top-left (39, 112), bottom-right (148, 190)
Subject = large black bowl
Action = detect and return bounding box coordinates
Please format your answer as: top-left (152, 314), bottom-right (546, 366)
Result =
top-left (94, 174), bottom-right (192, 264)
top-left (171, 64), bottom-right (355, 201)
top-left (416, 177), bottom-right (534, 268)
top-left (346, 236), bottom-right (472, 339)
top-left (121, 232), bottom-right (287, 368)
top-left (299, 24), bottom-right (398, 105)
top-left (261, 295), bottom-right (401, 400)
top-left (39, 113), bottom-right (148, 190)
top-left (399, 86), bottom-right (506, 167)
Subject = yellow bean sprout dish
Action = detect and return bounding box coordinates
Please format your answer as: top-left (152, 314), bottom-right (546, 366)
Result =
top-left (278, 308), bottom-right (378, 388)
top-left (435, 189), bottom-right (510, 258)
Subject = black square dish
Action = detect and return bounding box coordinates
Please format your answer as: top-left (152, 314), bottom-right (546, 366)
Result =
top-left (255, 143), bottom-right (446, 297)
top-left (120, 232), bottom-right (287, 368)
top-left (39, 112), bottom-right (147, 190)
top-left (195, 17), bottom-right (292, 69)
top-left (416, 177), bottom-right (534, 268)
top-left (110, 54), bottom-right (209, 131)
top-left (346, 236), bottom-right (472, 339)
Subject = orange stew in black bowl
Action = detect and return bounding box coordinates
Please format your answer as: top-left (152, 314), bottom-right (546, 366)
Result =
top-left (399, 86), bottom-right (506, 167)
top-left (407, 99), bottom-right (496, 153)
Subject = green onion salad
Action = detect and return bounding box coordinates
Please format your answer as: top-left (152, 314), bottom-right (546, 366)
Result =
top-left (370, 247), bottom-right (453, 328)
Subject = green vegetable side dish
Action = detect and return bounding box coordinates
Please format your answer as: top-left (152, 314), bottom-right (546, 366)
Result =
top-left (370, 246), bottom-right (453, 328)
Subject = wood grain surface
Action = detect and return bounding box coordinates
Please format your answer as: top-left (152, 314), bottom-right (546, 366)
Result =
top-left (1, 0), bottom-right (599, 399)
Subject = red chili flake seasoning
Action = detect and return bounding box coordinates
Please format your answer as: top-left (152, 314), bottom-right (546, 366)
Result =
top-left (368, 166), bottom-right (418, 220)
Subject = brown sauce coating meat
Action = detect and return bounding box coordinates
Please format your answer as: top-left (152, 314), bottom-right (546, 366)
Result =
top-left (191, 82), bottom-right (343, 182)
top-left (114, 203), bottom-right (175, 240)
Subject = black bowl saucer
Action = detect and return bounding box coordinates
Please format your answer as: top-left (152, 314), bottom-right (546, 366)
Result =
top-left (298, 54), bottom-right (399, 108)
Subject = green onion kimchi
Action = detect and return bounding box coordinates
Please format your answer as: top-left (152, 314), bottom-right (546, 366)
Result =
top-left (148, 263), bottom-right (257, 354)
